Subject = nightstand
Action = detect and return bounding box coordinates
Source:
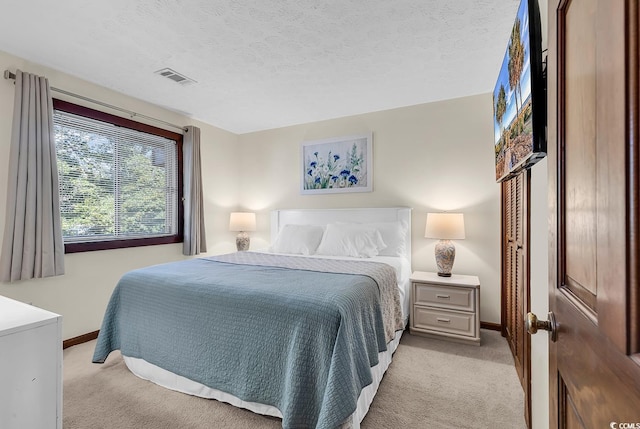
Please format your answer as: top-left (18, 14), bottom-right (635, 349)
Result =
top-left (409, 271), bottom-right (481, 346)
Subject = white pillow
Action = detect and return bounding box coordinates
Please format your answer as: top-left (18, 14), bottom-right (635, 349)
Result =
top-left (333, 221), bottom-right (408, 257)
top-left (270, 224), bottom-right (324, 255)
top-left (364, 221), bottom-right (408, 257)
top-left (316, 223), bottom-right (387, 258)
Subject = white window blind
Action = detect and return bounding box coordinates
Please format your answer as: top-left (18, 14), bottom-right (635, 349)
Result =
top-left (53, 110), bottom-right (178, 242)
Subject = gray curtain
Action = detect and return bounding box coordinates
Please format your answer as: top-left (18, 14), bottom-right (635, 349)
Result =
top-left (183, 125), bottom-right (207, 255)
top-left (0, 70), bottom-right (65, 282)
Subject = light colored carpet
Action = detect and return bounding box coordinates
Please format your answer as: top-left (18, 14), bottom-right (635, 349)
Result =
top-left (63, 330), bottom-right (526, 429)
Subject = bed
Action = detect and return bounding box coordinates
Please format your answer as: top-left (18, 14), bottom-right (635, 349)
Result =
top-left (93, 207), bottom-right (412, 428)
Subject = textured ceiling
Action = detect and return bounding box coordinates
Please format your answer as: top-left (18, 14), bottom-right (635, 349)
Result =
top-left (0, 0), bottom-right (520, 134)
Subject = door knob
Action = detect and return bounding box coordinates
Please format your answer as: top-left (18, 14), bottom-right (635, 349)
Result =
top-left (525, 311), bottom-right (558, 342)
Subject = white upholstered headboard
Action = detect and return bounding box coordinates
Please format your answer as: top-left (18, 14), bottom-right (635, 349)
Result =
top-left (270, 207), bottom-right (412, 264)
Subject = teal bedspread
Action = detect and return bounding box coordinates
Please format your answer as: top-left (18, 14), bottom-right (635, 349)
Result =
top-left (92, 252), bottom-right (402, 429)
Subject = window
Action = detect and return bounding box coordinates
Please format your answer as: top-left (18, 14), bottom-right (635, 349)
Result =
top-left (53, 100), bottom-right (183, 253)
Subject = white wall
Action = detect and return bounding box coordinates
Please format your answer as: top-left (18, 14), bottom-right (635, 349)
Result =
top-left (237, 94), bottom-right (503, 324)
top-left (529, 0), bottom-right (550, 428)
top-left (530, 159), bottom-right (549, 429)
top-left (0, 50), bottom-right (240, 339)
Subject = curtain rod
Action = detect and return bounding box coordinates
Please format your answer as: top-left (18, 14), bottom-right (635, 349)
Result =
top-left (3, 70), bottom-right (187, 132)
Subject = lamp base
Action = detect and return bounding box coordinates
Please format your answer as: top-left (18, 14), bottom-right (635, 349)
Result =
top-left (434, 239), bottom-right (456, 277)
top-left (236, 231), bottom-right (250, 251)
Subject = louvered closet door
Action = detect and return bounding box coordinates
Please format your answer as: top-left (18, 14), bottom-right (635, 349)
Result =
top-left (513, 172), bottom-right (526, 382)
top-left (503, 179), bottom-right (514, 341)
top-left (501, 169), bottom-right (530, 427)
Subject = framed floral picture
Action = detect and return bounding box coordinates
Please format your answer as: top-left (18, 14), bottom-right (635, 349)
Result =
top-left (301, 133), bottom-right (372, 194)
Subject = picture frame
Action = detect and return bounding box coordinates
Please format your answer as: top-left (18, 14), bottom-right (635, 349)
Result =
top-left (301, 133), bottom-right (373, 195)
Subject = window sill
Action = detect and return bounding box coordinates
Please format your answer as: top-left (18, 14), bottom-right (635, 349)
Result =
top-left (64, 235), bottom-right (182, 253)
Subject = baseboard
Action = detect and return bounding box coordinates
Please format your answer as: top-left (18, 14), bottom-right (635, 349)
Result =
top-left (480, 322), bottom-right (502, 331)
top-left (63, 330), bottom-right (99, 349)
top-left (62, 324), bottom-right (501, 348)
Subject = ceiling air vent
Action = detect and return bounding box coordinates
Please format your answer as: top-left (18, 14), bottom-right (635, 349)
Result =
top-left (154, 68), bottom-right (196, 85)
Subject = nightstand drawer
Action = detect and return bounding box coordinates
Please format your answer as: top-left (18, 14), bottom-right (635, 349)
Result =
top-left (413, 307), bottom-right (476, 337)
top-left (414, 283), bottom-right (474, 312)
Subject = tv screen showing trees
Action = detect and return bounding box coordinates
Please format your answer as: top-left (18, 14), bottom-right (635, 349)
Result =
top-left (493, 0), bottom-right (546, 183)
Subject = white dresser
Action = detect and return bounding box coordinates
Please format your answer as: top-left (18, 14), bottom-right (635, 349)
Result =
top-left (0, 296), bottom-right (62, 429)
top-left (409, 271), bottom-right (481, 346)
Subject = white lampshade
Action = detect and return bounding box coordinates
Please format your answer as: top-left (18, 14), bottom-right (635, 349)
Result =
top-left (229, 212), bottom-right (256, 232)
top-left (425, 213), bottom-right (465, 240)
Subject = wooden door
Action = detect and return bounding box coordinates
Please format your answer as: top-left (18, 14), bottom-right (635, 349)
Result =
top-left (502, 170), bottom-right (531, 427)
top-left (547, 0), bottom-right (640, 427)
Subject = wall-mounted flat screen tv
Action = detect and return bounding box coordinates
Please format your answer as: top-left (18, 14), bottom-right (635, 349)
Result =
top-left (493, 0), bottom-right (546, 183)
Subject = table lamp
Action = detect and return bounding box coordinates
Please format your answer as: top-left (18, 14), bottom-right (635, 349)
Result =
top-left (425, 212), bottom-right (465, 277)
top-left (229, 212), bottom-right (256, 251)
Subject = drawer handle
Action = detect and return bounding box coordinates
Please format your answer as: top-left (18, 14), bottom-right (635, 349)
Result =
top-left (436, 318), bottom-right (451, 324)
top-left (436, 294), bottom-right (451, 300)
